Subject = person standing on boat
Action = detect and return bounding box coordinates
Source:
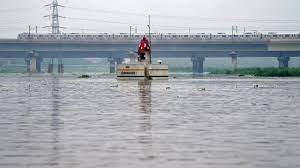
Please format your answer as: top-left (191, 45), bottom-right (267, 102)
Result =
top-left (138, 36), bottom-right (151, 61)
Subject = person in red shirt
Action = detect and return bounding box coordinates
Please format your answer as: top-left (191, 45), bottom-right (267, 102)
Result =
top-left (138, 36), bottom-right (151, 61)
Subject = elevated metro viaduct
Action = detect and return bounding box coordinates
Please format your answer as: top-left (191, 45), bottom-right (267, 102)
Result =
top-left (0, 39), bottom-right (300, 74)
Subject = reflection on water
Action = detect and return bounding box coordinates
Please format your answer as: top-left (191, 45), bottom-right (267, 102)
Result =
top-left (49, 76), bottom-right (61, 166)
top-left (138, 80), bottom-right (152, 131)
top-left (138, 80), bottom-right (154, 160)
top-left (0, 75), bottom-right (300, 168)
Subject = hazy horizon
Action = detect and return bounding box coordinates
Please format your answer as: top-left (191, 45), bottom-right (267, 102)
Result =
top-left (1, 0), bottom-right (300, 38)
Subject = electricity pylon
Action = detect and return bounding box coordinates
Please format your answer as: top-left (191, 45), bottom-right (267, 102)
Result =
top-left (44, 0), bottom-right (65, 34)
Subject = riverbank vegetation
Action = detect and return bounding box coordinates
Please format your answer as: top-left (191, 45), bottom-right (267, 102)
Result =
top-left (211, 68), bottom-right (300, 77)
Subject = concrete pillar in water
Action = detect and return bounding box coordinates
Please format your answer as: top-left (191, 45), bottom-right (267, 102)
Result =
top-left (191, 55), bottom-right (205, 75)
top-left (25, 57), bottom-right (30, 72)
top-left (26, 50), bottom-right (43, 73)
top-left (277, 55), bottom-right (290, 68)
top-left (108, 57), bottom-right (116, 73)
top-left (108, 57), bottom-right (123, 73)
top-left (229, 51), bottom-right (238, 70)
top-left (47, 58), bottom-right (54, 73)
top-left (36, 56), bottom-right (43, 73)
top-left (58, 64), bottom-right (64, 73)
top-left (48, 64), bottom-right (54, 73)
top-left (58, 59), bottom-right (64, 73)
top-left (30, 56), bottom-right (37, 73)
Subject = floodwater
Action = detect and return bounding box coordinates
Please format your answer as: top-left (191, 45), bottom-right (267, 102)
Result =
top-left (0, 75), bottom-right (300, 168)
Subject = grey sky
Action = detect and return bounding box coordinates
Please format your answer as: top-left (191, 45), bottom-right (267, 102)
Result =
top-left (0, 0), bottom-right (299, 38)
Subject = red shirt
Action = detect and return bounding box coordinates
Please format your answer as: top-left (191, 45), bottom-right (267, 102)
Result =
top-left (138, 38), bottom-right (150, 54)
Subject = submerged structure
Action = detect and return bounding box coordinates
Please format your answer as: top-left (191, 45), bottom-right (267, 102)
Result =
top-left (117, 37), bottom-right (168, 80)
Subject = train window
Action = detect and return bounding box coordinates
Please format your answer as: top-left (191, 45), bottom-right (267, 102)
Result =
top-left (285, 35), bottom-right (290, 37)
top-left (184, 35), bottom-right (188, 38)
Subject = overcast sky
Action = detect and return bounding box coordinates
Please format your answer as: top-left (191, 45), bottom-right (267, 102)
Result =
top-left (0, 0), bottom-right (299, 38)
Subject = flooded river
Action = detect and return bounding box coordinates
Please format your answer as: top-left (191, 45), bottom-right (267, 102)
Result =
top-left (0, 75), bottom-right (300, 168)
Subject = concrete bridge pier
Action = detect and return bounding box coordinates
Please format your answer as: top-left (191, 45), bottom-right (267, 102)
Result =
top-left (58, 59), bottom-right (64, 73)
top-left (108, 57), bottom-right (123, 73)
top-left (277, 55), bottom-right (290, 68)
top-left (47, 58), bottom-right (54, 73)
top-left (26, 50), bottom-right (42, 73)
top-left (229, 51), bottom-right (238, 70)
top-left (25, 57), bottom-right (30, 72)
top-left (191, 55), bottom-right (205, 75)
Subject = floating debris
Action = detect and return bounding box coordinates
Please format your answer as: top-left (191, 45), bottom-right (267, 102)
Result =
top-left (254, 84), bottom-right (259, 88)
top-left (251, 102), bottom-right (257, 106)
top-left (111, 84), bottom-right (118, 88)
top-left (78, 75), bottom-right (91, 78)
top-left (166, 87), bottom-right (171, 90)
top-left (198, 88), bottom-right (206, 91)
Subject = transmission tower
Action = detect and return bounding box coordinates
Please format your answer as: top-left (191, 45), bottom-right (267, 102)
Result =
top-left (44, 0), bottom-right (65, 34)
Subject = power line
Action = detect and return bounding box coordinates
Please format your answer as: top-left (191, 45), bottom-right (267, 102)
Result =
top-left (2, 5), bottom-right (300, 24)
top-left (65, 6), bottom-right (147, 17)
top-left (63, 6), bottom-right (300, 24)
top-left (65, 17), bottom-right (145, 26)
top-left (0, 8), bottom-right (32, 13)
top-left (63, 16), bottom-right (300, 32)
top-left (64, 16), bottom-right (231, 31)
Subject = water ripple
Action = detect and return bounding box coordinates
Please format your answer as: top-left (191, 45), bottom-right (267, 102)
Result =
top-left (0, 75), bottom-right (300, 168)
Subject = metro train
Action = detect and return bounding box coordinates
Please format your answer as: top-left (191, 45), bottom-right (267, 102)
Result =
top-left (17, 32), bottom-right (300, 41)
